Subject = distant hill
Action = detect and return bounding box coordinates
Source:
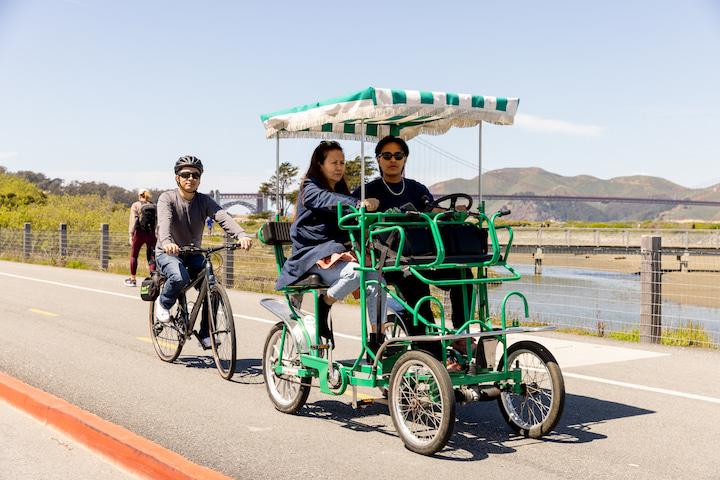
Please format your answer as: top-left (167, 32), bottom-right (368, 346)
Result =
top-left (430, 167), bottom-right (720, 222)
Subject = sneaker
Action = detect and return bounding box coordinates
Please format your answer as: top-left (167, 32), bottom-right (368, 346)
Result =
top-left (199, 336), bottom-right (213, 349)
top-left (154, 298), bottom-right (171, 323)
top-left (124, 278), bottom-right (136, 287)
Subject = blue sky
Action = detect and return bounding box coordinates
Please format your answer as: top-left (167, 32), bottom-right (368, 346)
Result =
top-left (1, 0), bottom-right (719, 193)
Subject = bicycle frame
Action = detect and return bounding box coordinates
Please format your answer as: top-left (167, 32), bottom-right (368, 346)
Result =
top-left (172, 254), bottom-right (218, 342)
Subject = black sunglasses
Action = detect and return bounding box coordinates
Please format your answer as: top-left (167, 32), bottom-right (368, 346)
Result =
top-left (178, 171), bottom-right (201, 179)
top-left (377, 152), bottom-right (406, 160)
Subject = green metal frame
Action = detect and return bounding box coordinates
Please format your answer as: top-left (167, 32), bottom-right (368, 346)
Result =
top-left (258, 204), bottom-right (546, 396)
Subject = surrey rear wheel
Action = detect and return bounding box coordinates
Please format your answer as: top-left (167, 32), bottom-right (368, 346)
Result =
top-left (263, 322), bottom-right (311, 414)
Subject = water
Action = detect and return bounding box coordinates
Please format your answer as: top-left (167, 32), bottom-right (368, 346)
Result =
top-left (486, 264), bottom-right (720, 344)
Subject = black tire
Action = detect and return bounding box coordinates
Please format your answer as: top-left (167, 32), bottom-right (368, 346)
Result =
top-left (263, 322), bottom-right (311, 414)
top-left (388, 350), bottom-right (455, 455)
top-left (208, 283), bottom-right (236, 380)
top-left (148, 296), bottom-right (184, 363)
top-left (496, 340), bottom-right (565, 438)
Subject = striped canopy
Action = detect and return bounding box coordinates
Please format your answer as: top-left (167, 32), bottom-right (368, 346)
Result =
top-left (261, 87), bottom-right (519, 141)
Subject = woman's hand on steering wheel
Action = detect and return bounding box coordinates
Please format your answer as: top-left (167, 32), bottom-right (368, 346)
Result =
top-left (360, 198), bottom-right (380, 212)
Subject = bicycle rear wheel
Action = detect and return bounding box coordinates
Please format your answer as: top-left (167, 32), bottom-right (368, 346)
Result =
top-left (148, 298), bottom-right (184, 362)
top-left (209, 283), bottom-right (236, 380)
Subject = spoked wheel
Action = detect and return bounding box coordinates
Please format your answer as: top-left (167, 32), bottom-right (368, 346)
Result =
top-left (382, 311), bottom-right (409, 340)
top-left (208, 284), bottom-right (237, 380)
top-left (388, 351), bottom-right (455, 455)
top-left (148, 295), bottom-right (184, 363)
top-left (263, 322), bottom-right (311, 414)
top-left (497, 340), bottom-right (565, 438)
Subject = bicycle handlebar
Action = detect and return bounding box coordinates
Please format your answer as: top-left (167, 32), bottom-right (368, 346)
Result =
top-left (178, 243), bottom-right (245, 255)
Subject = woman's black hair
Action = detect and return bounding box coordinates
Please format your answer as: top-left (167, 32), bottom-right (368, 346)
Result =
top-left (303, 140), bottom-right (350, 194)
top-left (374, 135), bottom-right (409, 158)
top-left (293, 141), bottom-right (350, 219)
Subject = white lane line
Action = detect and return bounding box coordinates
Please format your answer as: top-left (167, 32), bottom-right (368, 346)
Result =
top-left (4, 269), bottom-right (720, 405)
top-left (563, 372), bottom-right (720, 405)
top-left (0, 272), bottom-right (138, 300)
top-left (29, 308), bottom-right (59, 317)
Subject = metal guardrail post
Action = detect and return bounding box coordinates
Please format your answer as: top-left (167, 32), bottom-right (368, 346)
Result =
top-left (594, 229), bottom-right (600, 247)
top-left (59, 223), bottom-right (68, 258)
top-left (224, 233), bottom-right (234, 287)
top-left (640, 235), bottom-right (662, 344)
top-left (534, 247), bottom-right (543, 275)
top-left (624, 230), bottom-right (629, 248)
top-left (100, 224), bottom-right (109, 270)
top-left (23, 223), bottom-right (31, 260)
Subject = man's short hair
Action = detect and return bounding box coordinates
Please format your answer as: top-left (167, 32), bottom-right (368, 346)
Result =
top-left (375, 135), bottom-right (409, 158)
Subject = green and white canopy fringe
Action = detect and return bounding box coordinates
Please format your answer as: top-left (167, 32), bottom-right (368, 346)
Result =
top-left (261, 87), bottom-right (519, 141)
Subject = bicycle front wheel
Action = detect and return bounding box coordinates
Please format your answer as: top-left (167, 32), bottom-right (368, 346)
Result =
top-left (209, 283), bottom-right (237, 380)
top-left (148, 299), bottom-right (184, 362)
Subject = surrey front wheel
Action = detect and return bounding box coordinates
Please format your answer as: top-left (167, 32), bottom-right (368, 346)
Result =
top-left (497, 340), bottom-right (565, 438)
top-left (209, 284), bottom-right (237, 380)
top-left (389, 350), bottom-right (455, 455)
top-left (263, 322), bottom-right (311, 414)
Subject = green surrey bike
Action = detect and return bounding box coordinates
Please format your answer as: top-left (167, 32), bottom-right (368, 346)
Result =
top-left (258, 87), bottom-right (565, 455)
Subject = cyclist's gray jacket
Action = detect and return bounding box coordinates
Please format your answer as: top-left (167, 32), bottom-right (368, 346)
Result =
top-left (155, 189), bottom-right (247, 256)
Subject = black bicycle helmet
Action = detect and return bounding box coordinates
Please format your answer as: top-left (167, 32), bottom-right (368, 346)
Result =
top-left (174, 155), bottom-right (204, 174)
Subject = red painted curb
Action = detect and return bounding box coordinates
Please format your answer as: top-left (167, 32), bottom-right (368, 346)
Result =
top-left (0, 371), bottom-right (233, 480)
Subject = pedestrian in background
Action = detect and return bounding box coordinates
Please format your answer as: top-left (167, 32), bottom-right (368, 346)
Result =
top-left (125, 188), bottom-right (157, 287)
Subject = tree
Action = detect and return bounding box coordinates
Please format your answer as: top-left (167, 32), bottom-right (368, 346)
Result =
top-left (344, 155), bottom-right (378, 192)
top-left (258, 162), bottom-right (299, 216)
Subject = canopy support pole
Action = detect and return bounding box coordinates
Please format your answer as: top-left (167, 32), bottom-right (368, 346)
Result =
top-left (478, 122), bottom-right (483, 211)
top-left (360, 120), bottom-right (366, 201)
top-left (275, 133), bottom-right (280, 216)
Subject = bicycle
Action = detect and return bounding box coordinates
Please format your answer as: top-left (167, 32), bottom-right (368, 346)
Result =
top-left (148, 244), bottom-right (241, 380)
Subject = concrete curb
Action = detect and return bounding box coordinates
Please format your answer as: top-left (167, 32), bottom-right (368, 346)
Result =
top-left (0, 371), bottom-right (233, 480)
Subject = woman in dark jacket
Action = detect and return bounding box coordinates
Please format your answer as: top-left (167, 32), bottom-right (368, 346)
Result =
top-left (276, 140), bottom-right (385, 347)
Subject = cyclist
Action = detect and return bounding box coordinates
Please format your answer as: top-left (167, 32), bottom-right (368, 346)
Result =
top-left (154, 155), bottom-right (252, 349)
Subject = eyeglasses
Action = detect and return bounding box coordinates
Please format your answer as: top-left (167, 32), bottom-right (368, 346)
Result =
top-left (377, 152), bottom-right (406, 160)
top-left (178, 171), bottom-right (201, 180)
top-left (320, 140), bottom-right (341, 147)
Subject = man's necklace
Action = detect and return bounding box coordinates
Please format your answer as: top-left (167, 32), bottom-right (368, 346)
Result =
top-left (382, 177), bottom-right (406, 196)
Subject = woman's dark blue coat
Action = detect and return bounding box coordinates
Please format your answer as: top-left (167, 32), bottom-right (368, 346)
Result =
top-left (276, 177), bottom-right (359, 290)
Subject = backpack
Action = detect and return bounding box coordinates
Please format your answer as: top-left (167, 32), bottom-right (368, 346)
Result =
top-left (138, 202), bottom-right (157, 232)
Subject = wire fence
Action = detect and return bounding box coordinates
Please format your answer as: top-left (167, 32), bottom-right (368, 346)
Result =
top-left (1, 224), bottom-right (718, 349)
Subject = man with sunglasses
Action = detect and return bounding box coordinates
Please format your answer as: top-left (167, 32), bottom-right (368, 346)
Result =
top-left (154, 155), bottom-right (252, 349)
top-left (353, 136), bottom-right (473, 367)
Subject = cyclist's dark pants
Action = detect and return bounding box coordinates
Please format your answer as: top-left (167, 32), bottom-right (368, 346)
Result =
top-left (156, 253), bottom-right (211, 338)
top-left (384, 268), bottom-right (474, 357)
top-left (129, 230), bottom-right (157, 276)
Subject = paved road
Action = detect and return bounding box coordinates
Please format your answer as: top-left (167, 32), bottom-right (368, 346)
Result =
top-left (1, 260), bottom-right (719, 479)
top-left (0, 400), bottom-right (137, 480)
